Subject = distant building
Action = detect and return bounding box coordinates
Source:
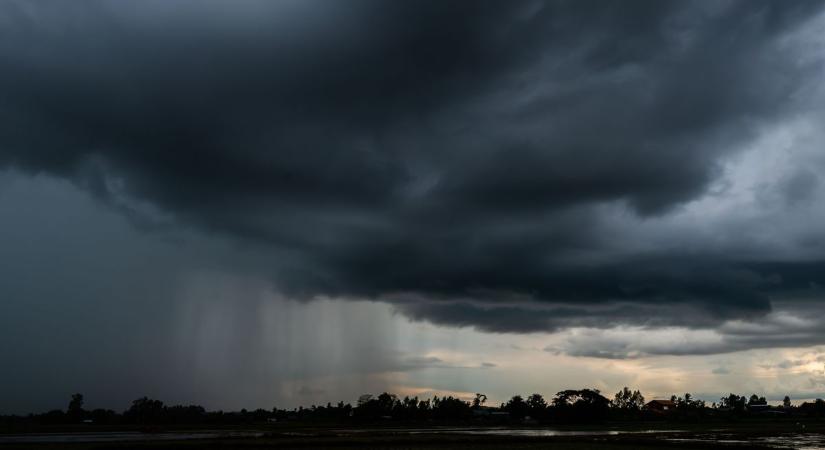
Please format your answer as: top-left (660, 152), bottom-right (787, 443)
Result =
top-left (471, 407), bottom-right (509, 420)
top-left (746, 404), bottom-right (772, 413)
top-left (645, 399), bottom-right (676, 414)
top-left (799, 399), bottom-right (825, 416)
top-left (745, 396), bottom-right (776, 414)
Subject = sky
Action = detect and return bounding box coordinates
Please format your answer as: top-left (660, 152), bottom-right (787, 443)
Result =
top-left (1, 0), bottom-right (825, 414)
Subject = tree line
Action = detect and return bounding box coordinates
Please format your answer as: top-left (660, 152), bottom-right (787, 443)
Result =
top-left (2, 389), bottom-right (824, 428)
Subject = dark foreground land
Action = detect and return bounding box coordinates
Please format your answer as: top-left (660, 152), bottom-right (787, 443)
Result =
top-left (2, 422), bottom-right (825, 449)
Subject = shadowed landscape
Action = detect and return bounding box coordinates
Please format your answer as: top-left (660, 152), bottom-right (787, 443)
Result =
top-left (2, 390), bottom-right (824, 448)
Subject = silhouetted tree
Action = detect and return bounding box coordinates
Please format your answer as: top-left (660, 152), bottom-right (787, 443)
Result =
top-left (431, 396), bottom-right (471, 422)
top-left (552, 389), bottom-right (610, 423)
top-left (612, 387), bottom-right (645, 411)
top-left (9, 387), bottom-right (823, 429)
top-left (68, 393), bottom-right (84, 413)
top-left (395, 396), bottom-right (421, 421)
top-left (124, 397), bottom-right (165, 424)
top-left (720, 393), bottom-right (746, 413)
top-left (526, 393), bottom-right (547, 419)
top-left (670, 393), bottom-right (706, 421)
top-left (165, 405), bottom-right (206, 424)
top-left (67, 393), bottom-right (85, 422)
top-left (504, 395), bottom-right (529, 420)
top-left (612, 387), bottom-right (645, 420)
top-left (748, 394), bottom-right (767, 406)
top-left (376, 393), bottom-right (397, 412)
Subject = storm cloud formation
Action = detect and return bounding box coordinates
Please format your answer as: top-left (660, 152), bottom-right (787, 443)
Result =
top-left (2, 0), bottom-right (825, 338)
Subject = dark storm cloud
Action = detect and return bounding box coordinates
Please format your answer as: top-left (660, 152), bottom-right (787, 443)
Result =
top-left (1, 1), bottom-right (824, 333)
top-left (394, 260), bottom-right (825, 334)
top-left (543, 302), bottom-right (825, 359)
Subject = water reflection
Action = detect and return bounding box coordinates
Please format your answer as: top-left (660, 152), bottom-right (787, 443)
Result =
top-left (3, 428), bottom-right (824, 448)
top-left (337, 427), bottom-right (678, 437)
top-left (667, 433), bottom-right (825, 449)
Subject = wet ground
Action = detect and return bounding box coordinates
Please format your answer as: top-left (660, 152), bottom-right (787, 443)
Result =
top-left (1, 424), bottom-right (824, 448)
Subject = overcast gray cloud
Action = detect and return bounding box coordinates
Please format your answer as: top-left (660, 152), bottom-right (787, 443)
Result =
top-left (2, 1), bottom-right (825, 412)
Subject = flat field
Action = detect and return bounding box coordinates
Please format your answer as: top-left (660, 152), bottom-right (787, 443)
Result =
top-left (1, 421), bottom-right (824, 449)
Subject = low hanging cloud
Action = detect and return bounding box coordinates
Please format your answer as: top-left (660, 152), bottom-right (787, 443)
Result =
top-left (2, 1), bottom-right (825, 347)
top-left (545, 303), bottom-right (825, 359)
top-left (398, 355), bottom-right (496, 371)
